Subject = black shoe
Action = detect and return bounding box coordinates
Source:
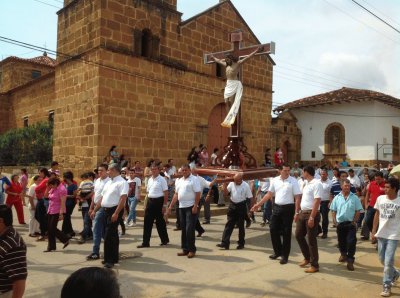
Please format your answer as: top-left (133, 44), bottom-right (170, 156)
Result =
top-left (246, 220), bottom-right (251, 228)
top-left (173, 228), bottom-right (181, 231)
top-left (202, 221), bottom-right (210, 224)
top-left (236, 245), bottom-right (244, 250)
top-left (104, 263), bottom-right (114, 269)
top-left (137, 244), bottom-right (150, 248)
top-left (280, 258), bottom-right (288, 265)
top-left (216, 243), bottom-right (229, 250)
top-left (63, 241), bottom-right (70, 249)
top-left (196, 231), bottom-right (204, 237)
top-left (160, 242), bottom-right (169, 246)
top-left (321, 234), bottom-right (327, 239)
top-left (269, 254), bottom-right (280, 260)
top-left (86, 253), bottom-right (100, 261)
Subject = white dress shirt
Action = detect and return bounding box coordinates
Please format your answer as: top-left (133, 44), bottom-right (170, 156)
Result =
top-left (269, 176), bottom-right (302, 205)
top-left (176, 174), bottom-right (201, 208)
top-left (318, 178), bottom-right (332, 201)
top-left (227, 181), bottom-right (253, 203)
top-left (101, 175), bottom-right (128, 208)
top-left (147, 175), bottom-right (168, 198)
top-left (301, 179), bottom-right (322, 210)
top-left (93, 177), bottom-right (111, 204)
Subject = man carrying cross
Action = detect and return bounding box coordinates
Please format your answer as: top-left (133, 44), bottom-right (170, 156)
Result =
top-left (211, 47), bottom-right (261, 127)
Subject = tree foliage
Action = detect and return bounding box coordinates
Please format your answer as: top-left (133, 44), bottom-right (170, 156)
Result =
top-left (0, 122), bottom-right (53, 166)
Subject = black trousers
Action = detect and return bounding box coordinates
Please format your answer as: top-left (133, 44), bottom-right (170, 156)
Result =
top-left (103, 206), bottom-right (123, 264)
top-left (35, 199), bottom-right (48, 236)
top-left (180, 206), bottom-right (198, 253)
top-left (221, 201), bottom-right (246, 247)
top-left (47, 213), bottom-right (69, 250)
top-left (62, 198), bottom-right (75, 236)
top-left (337, 221), bottom-right (357, 261)
top-left (319, 201), bottom-right (330, 235)
top-left (142, 197), bottom-right (169, 246)
top-left (270, 203), bottom-right (295, 259)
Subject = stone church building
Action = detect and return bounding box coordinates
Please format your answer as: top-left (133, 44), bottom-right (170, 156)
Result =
top-left (0, 0), bottom-right (275, 172)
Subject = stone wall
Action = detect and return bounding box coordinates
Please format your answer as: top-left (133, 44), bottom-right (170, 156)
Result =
top-left (0, 94), bottom-right (11, 134)
top-left (7, 74), bottom-right (55, 129)
top-left (0, 60), bottom-right (54, 93)
top-left (53, 54), bottom-right (100, 172)
top-left (271, 111), bottom-right (302, 165)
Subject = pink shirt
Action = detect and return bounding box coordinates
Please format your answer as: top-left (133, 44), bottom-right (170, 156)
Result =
top-left (48, 184), bottom-right (67, 215)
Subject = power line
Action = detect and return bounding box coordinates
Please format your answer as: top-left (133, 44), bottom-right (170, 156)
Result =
top-left (32, 0), bottom-right (61, 9)
top-left (359, 0), bottom-right (400, 27)
top-left (322, 0), bottom-right (400, 46)
top-left (275, 69), bottom-right (343, 90)
top-left (350, 0), bottom-right (400, 34)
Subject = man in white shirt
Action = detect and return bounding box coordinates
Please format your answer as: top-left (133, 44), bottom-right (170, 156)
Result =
top-left (137, 164), bottom-right (170, 248)
top-left (126, 169), bottom-right (141, 226)
top-left (295, 165), bottom-right (322, 273)
top-left (217, 173), bottom-right (253, 250)
top-left (167, 165), bottom-right (201, 258)
top-left (372, 177), bottom-right (400, 297)
top-left (348, 169), bottom-right (361, 189)
top-left (92, 163), bottom-right (128, 268)
top-left (318, 168), bottom-right (332, 239)
top-left (88, 164), bottom-right (110, 260)
top-left (252, 164), bottom-right (302, 264)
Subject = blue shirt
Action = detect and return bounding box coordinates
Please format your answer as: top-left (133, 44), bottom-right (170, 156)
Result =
top-left (0, 176), bottom-right (11, 193)
top-left (330, 181), bottom-right (356, 197)
top-left (330, 192), bottom-right (363, 223)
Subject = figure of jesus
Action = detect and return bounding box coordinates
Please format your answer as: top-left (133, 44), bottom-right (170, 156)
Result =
top-left (211, 46), bottom-right (262, 127)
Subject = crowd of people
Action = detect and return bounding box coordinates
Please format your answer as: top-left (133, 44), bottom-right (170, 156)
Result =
top-left (0, 154), bottom-right (400, 297)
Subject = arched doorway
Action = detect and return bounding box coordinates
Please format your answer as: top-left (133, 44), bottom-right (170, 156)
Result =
top-left (207, 103), bottom-right (230, 154)
top-left (325, 122), bottom-right (345, 154)
top-left (323, 122), bottom-right (346, 165)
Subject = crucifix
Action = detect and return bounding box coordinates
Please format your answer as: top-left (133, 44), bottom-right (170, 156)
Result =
top-left (204, 31), bottom-right (275, 168)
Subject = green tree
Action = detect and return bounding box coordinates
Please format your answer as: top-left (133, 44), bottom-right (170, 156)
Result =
top-left (0, 122), bottom-right (53, 166)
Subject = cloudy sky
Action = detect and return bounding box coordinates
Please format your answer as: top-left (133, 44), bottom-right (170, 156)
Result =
top-left (1, 0), bottom-right (399, 108)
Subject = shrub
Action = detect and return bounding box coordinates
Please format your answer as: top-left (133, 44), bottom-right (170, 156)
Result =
top-left (0, 122), bottom-right (53, 166)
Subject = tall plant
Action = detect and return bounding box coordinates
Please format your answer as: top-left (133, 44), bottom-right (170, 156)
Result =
top-left (0, 122), bottom-right (53, 166)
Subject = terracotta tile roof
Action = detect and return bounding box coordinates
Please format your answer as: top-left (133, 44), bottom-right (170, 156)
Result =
top-left (274, 87), bottom-right (400, 112)
top-left (0, 52), bottom-right (56, 67)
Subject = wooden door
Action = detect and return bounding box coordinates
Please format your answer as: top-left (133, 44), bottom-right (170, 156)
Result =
top-left (208, 103), bottom-right (230, 153)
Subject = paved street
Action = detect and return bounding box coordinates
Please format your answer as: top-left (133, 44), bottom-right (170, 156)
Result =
top-left (14, 205), bottom-right (399, 298)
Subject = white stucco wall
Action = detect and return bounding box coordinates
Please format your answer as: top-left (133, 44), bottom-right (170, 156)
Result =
top-left (290, 100), bottom-right (400, 162)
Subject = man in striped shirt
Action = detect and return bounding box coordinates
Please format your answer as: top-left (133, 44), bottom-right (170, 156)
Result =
top-left (0, 205), bottom-right (27, 298)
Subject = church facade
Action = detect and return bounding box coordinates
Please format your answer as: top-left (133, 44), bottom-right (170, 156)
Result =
top-left (0, 0), bottom-right (275, 172)
top-left (274, 87), bottom-right (400, 166)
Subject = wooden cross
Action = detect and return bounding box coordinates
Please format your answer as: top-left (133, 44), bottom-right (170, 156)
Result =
top-left (204, 31), bottom-right (275, 138)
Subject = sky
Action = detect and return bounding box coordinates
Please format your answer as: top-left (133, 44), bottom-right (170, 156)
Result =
top-left (0, 0), bottom-right (399, 109)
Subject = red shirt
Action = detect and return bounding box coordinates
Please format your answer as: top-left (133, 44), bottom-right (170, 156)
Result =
top-left (6, 182), bottom-right (22, 203)
top-left (368, 180), bottom-right (385, 208)
top-left (35, 178), bottom-right (49, 200)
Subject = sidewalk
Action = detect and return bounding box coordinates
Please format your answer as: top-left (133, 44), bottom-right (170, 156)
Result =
top-left (13, 206), bottom-right (399, 298)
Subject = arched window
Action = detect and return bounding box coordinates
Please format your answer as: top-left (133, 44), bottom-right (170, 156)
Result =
top-left (324, 123), bottom-right (345, 154)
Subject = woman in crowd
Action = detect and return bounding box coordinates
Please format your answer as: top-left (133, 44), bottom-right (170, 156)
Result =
top-left (44, 177), bottom-right (70, 252)
top-left (27, 175), bottom-right (42, 237)
top-left (19, 168), bottom-right (28, 194)
top-left (199, 146), bottom-right (209, 167)
top-left (109, 145), bottom-right (119, 163)
top-left (5, 174), bottom-right (26, 224)
top-left (62, 171), bottom-right (77, 238)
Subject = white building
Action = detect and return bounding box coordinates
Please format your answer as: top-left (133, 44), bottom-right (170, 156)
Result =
top-left (274, 87), bottom-right (400, 166)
